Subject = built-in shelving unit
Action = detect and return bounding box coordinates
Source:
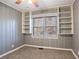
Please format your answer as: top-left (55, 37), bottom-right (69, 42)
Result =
top-left (22, 12), bottom-right (30, 35)
top-left (59, 6), bottom-right (73, 35)
top-left (22, 5), bottom-right (74, 35)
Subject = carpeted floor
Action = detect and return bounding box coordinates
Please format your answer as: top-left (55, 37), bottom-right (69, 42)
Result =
top-left (1, 46), bottom-right (76, 59)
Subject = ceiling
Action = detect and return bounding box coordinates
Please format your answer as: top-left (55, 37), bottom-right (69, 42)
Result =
top-left (0, 0), bottom-right (75, 12)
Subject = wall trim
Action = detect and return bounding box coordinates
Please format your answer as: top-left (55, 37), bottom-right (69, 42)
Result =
top-left (24, 44), bottom-right (72, 51)
top-left (0, 44), bottom-right (78, 59)
top-left (24, 44), bottom-right (78, 59)
top-left (0, 44), bottom-right (25, 58)
top-left (71, 50), bottom-right (79, 59)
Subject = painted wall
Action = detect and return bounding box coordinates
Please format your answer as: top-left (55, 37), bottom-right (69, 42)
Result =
top-left (24, 35), bottom-right (72, 48)
top-left (73, 0), bottom-right (79, 57)
top-left (0, 2), bottom-right (24, 55)
top-left (24, 8), bottom-right (73, 49)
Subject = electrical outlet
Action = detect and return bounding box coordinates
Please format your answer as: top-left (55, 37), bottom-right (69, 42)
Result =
top-left (11, 44), bottom-right (15, 48)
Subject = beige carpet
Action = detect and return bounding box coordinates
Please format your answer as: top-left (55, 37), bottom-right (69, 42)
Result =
top-left (1, 46), bottom-right (76, 59)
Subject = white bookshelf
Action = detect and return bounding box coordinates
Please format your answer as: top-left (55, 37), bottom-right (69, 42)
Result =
top-left (22, 5), bottom-right (74, 35)
top-left (59, 5), bottom-right (73, 35)
top-left (22, 12), bottom-right (30, 35)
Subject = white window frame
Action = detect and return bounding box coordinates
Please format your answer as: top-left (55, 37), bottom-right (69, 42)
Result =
top-left (31, 13), bottom-right (59, 39)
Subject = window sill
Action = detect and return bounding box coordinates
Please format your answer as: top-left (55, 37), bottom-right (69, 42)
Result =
top-left (31, 35), bottom-right (58, 39)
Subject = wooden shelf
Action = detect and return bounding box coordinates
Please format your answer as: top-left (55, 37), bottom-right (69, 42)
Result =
top-left (60, 27), bottom-right (72, 30)
top-left (59, 17), bottom-right (71, 19)
top-left (59, 22), bottom-right (72, 24)
top-left (25, 16), bottom-right (29, 17)
top-left (33, 26), bottom-right (43, 28)
top-left (45, 26), bottom-right (56, 27)
top-left (60, 33), bottom-right (73, 35)
top-left (59, 11), bottom-right (71, 14)
top-left (24, 25), bottom-right (29, 26)
top-left (23, 33), bottom-right (31, 35)
top-left (24, 28), bottom-right (30, 30)
top-left (24, 20), bottom-right (30, 22)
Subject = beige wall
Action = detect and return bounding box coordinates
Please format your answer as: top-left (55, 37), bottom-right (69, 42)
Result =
top-left (73, 0), bottom-right (79, 57)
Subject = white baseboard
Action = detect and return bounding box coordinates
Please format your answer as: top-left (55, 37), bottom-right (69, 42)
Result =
top-left (71, 50), bottom-right (79, 59)
top-left (0, 44), bottom-right (78, 59)
top-left (24, 44), bottom-right (79, 59)
top-left (0, 44), bottom-right (25, 58)
top-left (24, 44), bottom-right (72, 51)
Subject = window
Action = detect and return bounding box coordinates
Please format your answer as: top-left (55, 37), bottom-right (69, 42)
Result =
top-left (32, 16), bottom-right (58, 39)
